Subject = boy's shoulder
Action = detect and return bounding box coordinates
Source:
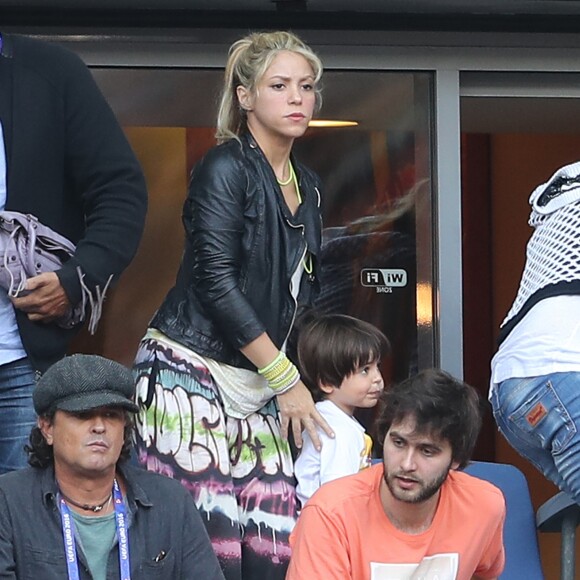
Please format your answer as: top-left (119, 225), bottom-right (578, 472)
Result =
top-left (316, 399), bottom-right (349, 419)
top-left (315, 400), bottom-right (365, 432)
top-left (315, 399), bottom-right (337, 412)
top-left (307, 463), bottom-right (382, 510)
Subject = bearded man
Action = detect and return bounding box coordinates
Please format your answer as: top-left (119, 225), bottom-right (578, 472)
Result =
top-left (287, 369), bottom-right (506, 580)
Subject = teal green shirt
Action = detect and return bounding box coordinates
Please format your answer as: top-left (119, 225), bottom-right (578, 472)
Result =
top-left (70, 510), bottom-right (116, 580)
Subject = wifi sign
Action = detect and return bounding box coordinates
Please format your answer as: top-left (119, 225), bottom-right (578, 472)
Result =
top-left (361, 269), bottom-right (408, 287)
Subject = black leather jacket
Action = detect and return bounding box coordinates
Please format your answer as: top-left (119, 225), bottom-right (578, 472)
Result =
top-left (151, 133), bottom-right (322, 371)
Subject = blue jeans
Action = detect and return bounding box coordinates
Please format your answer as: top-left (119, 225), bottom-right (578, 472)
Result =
top-left (491, 372), bottom-right (580, 502)
top-left (0, 358), bottom-right (36, 474)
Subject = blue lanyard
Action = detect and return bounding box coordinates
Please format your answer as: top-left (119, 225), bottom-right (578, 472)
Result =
top-left (59, 479), bottom-right (131, 580)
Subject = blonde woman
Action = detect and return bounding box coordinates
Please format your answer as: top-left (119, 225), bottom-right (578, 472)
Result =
top-left (133, 31), bottom-right (332, 579)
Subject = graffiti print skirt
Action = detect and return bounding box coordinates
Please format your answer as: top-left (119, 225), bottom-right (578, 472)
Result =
top-left (133, 330), bottom-right (298, 580)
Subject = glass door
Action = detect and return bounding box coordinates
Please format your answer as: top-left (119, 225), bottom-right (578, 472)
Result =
top-left (78, 66), bottom-right (436, 397)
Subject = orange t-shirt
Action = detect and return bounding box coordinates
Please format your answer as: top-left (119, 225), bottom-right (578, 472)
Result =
top-left (288, 464), bottom-right (505, 580)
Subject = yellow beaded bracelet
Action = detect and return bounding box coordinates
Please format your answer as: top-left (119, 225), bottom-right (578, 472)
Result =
top-left (258, 351), bottom-right (285, 376)
top-left (258, 352), bottom-right (300, 393)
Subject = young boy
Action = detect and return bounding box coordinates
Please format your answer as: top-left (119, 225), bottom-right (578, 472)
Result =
top-left (294, 313), bottom-right (390, 507)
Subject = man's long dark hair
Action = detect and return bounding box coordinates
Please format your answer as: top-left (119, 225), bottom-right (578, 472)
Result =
top-left (375, 368), bottom-right (484, 469)
top-left (25, 411), bottom-right (134, 468)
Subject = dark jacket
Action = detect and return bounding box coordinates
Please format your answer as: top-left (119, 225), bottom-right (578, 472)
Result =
top-left (0, 463), bottom-right (225, 579)
top-left (0, 33), bottom-right (147, 372)
top-left (152, 132), bottom-right (322, 370)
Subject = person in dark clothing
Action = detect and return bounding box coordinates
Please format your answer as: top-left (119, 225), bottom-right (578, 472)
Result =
top-left (0, 33), bottom-right (147, 473)
top-left (133, 30), bottom-right (331, 580)
top-left (0, 354), bottom-right (224, 580)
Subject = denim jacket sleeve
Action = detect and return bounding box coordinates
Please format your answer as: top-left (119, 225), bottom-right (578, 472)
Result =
top-left (123, 466), bottom-right (225, 580)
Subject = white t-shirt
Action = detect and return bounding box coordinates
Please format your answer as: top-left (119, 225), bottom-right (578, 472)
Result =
top-left (490, 295), bottom-right (580, 399)
top-left (0, 120), bottom-right (27, 365)
top-left (295, 399), bottom-right (373, 508)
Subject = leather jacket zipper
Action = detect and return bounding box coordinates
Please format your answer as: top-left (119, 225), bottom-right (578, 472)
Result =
top-left (282, 221), bottom-right (308, 348)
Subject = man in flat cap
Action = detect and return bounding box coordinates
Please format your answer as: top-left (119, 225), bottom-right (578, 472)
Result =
top-left (0, 354), bottom-right (225, 580)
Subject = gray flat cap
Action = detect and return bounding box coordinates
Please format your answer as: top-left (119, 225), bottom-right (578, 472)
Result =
top-left (34, 354), bottom-right (139, 415)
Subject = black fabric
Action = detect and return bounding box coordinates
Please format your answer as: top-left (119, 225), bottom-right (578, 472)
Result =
top-left (0, 33), bottom-right (147, 372)
top-left (152, 132), bottom-right (322, 371)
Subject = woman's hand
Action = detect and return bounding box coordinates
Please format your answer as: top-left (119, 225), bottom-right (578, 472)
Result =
top-left (239, 333), bottom-right (333, 449)
top-left (276, 380), bottom-right (334, 450)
